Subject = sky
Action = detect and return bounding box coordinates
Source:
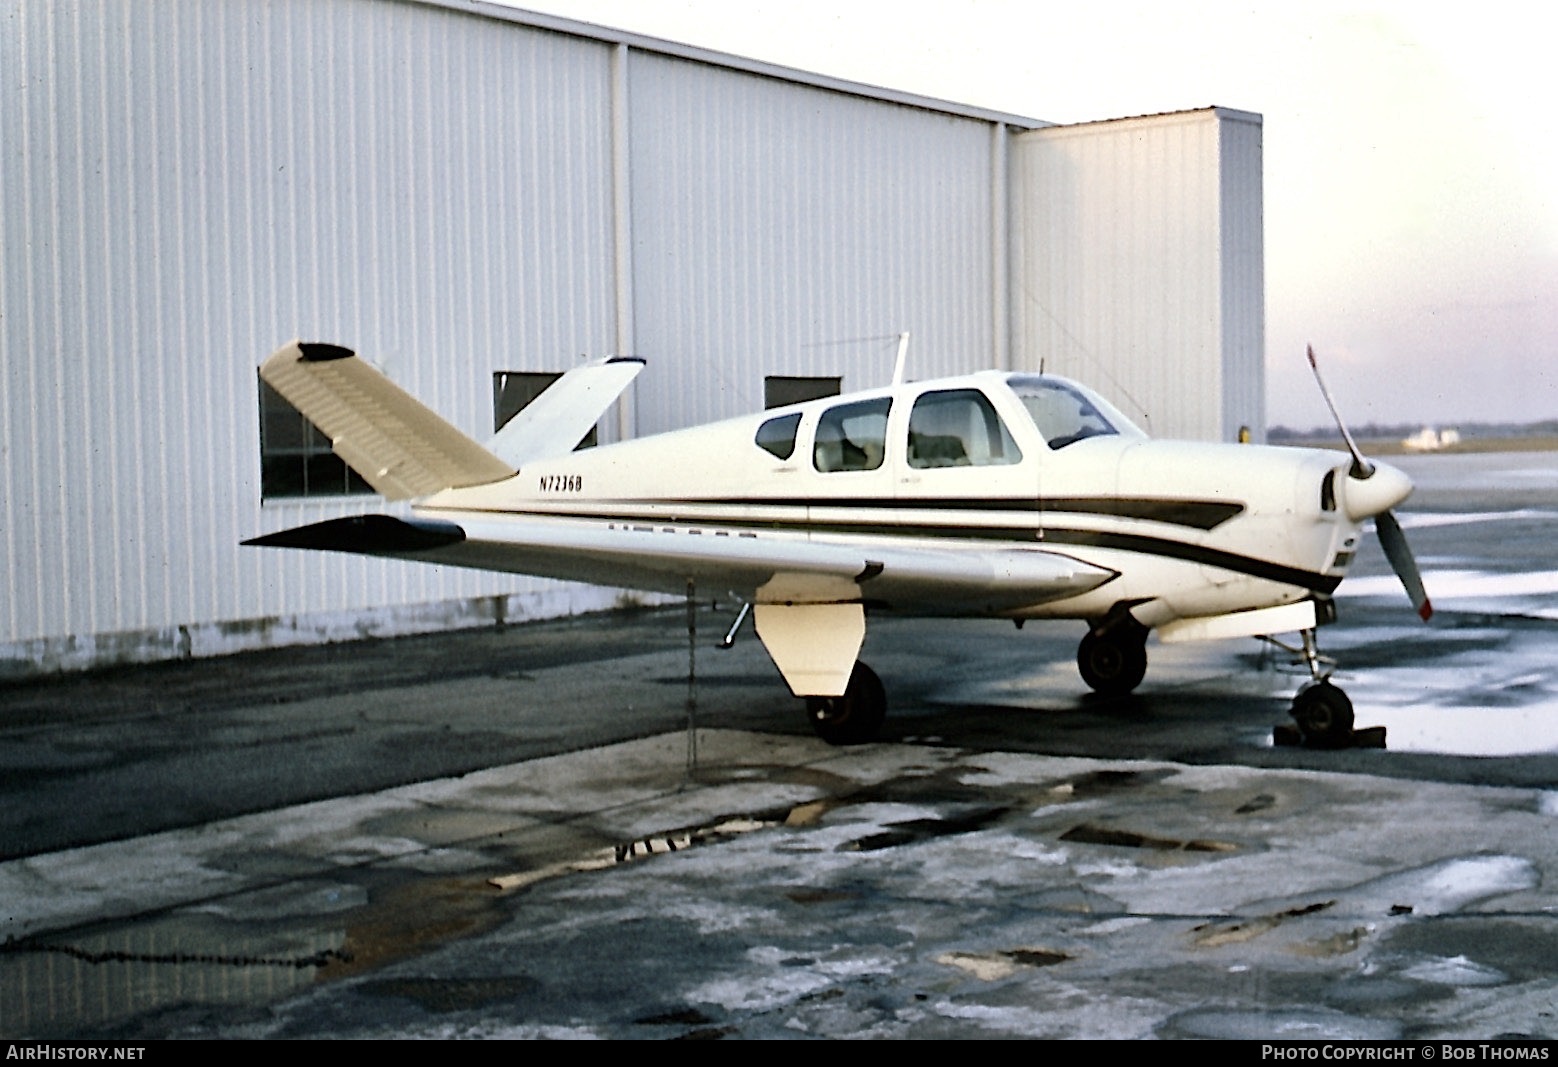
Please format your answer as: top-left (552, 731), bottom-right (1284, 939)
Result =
top-left (504, 0), bottom-right (1557, 429)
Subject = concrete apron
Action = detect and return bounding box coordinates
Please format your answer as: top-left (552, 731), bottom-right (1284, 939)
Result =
top-left (3, 730), bottom-right (1556, 1039)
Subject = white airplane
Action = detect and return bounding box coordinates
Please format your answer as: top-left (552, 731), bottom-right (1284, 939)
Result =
top-left (247, 341), bottom-right (1431, 748)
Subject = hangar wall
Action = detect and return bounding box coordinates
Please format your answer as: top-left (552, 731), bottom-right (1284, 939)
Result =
top-left (2, 0), bottom-right (625, 674)
top-left (0, 0), bottom-right (1262, 677)
top-left (1010, 108), bottom-right (1265, 442)
top-left (625, 52), bottom-right (1006, 431)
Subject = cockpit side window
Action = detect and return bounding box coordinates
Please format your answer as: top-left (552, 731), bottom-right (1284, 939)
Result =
top-left (907, 389), bottom-right (1023, 469)
top-left (1009, 377), bottom-right (1120, 449)
top-left (813, 398), bottom-right (891, 472)
top-left (755, 412), bottom-right (802, 460)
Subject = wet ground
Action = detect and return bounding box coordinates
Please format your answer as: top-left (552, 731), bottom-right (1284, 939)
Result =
top-left (2, 451), bottom-right (1556, 1039)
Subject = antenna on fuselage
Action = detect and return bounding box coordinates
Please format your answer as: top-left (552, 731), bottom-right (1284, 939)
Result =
top-left (891, 332), bottom-right (910, 385)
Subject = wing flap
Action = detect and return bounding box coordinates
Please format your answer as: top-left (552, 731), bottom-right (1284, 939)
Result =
top-left (260, 341), bottom-right (514, 500)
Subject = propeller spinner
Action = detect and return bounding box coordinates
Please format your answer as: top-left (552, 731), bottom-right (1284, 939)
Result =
top-left (1307, 345), bottom-right (1434, 621)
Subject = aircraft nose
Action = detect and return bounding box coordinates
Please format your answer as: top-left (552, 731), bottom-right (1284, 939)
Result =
top-left (1343, 459), bottom-right (1414, 521)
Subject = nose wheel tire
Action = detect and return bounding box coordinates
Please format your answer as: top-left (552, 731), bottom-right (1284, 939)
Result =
top-left (1077, 628), bottom-right (1148, 696)
top-left (805, 662), bottom-right (886, 746)
top-left (1290, 680), bottom-right (1355, 748)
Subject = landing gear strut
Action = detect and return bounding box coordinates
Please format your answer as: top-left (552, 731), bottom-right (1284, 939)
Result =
top-left (1077, 619), bottom-right (1149, 696)
top-left (806, 661), bottom-right (886, 746)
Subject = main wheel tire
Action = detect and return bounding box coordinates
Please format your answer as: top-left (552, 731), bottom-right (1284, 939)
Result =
top-left (1077, 629), bottom-right (1148, 696)
top-left (805, 662), bottom-right (886, 746)
top-left (1291, 680), bottom-right (1355, 748)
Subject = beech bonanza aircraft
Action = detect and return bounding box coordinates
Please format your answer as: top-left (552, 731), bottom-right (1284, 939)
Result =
top-left (247, 341), bottom-right (1430, 747)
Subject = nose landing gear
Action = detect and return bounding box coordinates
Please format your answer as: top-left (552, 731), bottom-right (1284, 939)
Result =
top-left (1266, 626), bottom-right (1374, 749)
top-left (1290, 678), bottom-right (1355, 748)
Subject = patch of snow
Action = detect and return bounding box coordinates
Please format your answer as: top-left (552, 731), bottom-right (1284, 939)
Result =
top-left (1394, 509), bottom-right (1557, 530)
top-left (1398, 954), bottom-right (1507, 987)
top-left (1337, 568), bottom-right (1558, 602)
top-left (1075, 916), bottom-right (1153, 936)
top-left (1348, 856), bottom-right (1538, 917)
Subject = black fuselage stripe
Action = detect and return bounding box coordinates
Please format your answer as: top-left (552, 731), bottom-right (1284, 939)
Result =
top-left (1037, 529), bottom-right (1341, 593)
top-left (613, 496), bottom-right (1243, 530)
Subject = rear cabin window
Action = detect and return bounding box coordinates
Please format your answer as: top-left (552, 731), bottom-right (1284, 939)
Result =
top-left (755, 412), bottom-right (802, 459)
top-left (813, 398), bottom-right (891, 472)
top-left (907, 389), bottom-right (1022, 468)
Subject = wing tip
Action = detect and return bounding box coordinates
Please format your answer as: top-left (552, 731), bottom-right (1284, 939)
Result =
top-left (243, 515), bottom-right (466, 553)
top-left (297, 342), bottom-right (356, 363)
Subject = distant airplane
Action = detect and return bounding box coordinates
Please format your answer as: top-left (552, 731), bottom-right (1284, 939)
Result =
top-left (1401, 426), bottom-right (1461, 452)
top-left (246, 341), bottom-right (1430, 747)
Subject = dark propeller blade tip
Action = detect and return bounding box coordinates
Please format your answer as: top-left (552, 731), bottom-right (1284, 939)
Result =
top-left (1376, 509), bottom-right (1431, 621)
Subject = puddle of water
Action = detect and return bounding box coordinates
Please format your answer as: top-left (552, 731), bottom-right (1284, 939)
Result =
top-left (489, 814), bottom-right (785, 893)
top-left (1167, 1007), bottom-right (1402, 1040)
top-left (0, 915), bottom-right (344, 1037)
top-left (1061, 823), bottom-right (1237, 853)
top-left (360, 974), bottom-right (542, 1013)
top-left (839, 806), bottom-right (1008, 852)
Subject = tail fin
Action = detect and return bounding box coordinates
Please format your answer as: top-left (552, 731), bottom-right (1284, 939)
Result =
top-left (488, 356), bottom-right (644, 466)
top-left (259, 341), bottom-right (514, 501)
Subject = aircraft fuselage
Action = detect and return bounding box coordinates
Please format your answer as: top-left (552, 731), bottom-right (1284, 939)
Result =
top-left (418, 371), bottom-right (1380, 631)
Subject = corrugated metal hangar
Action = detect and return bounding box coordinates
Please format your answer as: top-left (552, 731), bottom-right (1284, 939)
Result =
top-left (0, 0), bottom-right (1265, 677)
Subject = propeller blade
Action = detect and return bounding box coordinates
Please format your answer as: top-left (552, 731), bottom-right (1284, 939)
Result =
top-left (1376, 509), bottom-right (1433, 621)
top-left (1306, 347), bottom-right (1430, 622)
top-left (1307, 345), bottom-right (1374, 479)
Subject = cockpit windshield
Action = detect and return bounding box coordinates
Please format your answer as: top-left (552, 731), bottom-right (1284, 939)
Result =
top-left (1005, 375), bottom-right (1146, 449)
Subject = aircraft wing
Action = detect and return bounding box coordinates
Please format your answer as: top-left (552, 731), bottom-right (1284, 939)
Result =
top-left (244, 513), bottom-right (1117, 613)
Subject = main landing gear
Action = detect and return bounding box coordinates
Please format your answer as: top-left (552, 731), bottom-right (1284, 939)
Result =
top-left (805, 661), bottom-right (886, 746)
top-left (1077, 617), bottom-right (1149, 697)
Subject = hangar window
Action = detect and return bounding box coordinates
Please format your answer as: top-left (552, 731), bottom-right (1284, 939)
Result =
top-left (908, 389), bottom-right (1022, 468)
top-left (258, 377), bottom-right (372, 500)
top-left (814, 398), bottom-right (891, 472)
top-left (493, 371), bottom-right (597, 449)
top-left (756, 413), bottom-right (802, 460)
